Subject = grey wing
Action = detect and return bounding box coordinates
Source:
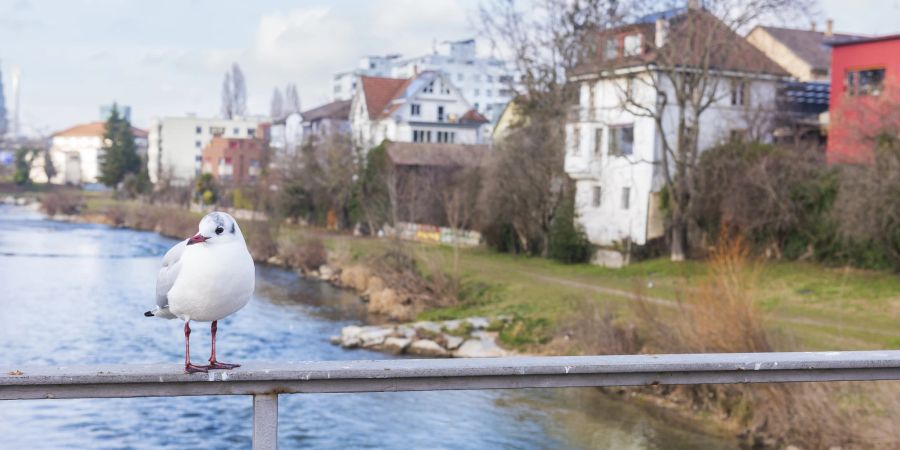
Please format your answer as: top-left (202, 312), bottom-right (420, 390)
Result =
top-left (156, 240), bottom-right (187, 308)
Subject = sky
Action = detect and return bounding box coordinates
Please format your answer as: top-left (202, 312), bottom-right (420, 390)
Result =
top-left (1, 0), bottom-right (899, 135)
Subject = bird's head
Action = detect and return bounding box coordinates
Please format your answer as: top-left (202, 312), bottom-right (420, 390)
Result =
top-left (187, 212), bottom-right (244, 246)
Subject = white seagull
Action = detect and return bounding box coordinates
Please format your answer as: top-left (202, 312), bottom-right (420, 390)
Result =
top-left (145, 212), bottom-right (255, 373)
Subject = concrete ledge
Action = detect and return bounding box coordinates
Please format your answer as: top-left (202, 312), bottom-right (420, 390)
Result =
top-left (3, 351), bottom-right (900, 400)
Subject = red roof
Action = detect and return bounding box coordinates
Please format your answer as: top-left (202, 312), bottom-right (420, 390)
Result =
top-left (53, 121), bottom-right (148, 138)
top-left (360, 76), bottom-right (411, 119)
top-left (460, 109), bottom-right (489, 124)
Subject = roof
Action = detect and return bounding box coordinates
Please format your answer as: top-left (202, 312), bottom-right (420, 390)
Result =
top-left (53, 121), bottom-right (148, 138)
top-left (754, 26), bottom-right (865, 72)
top-left (385, 141), bottom-right (489, 167)
top-left (574, 9), bottom-right (790, 78)
top-left (360, 76), bottom-right (412, 119)
top-left (301, 100), bottom-right (352, 122)
top-left (829, 32), bottom-right (900, 47)
top-left (460, 109), bottom-right (489, 124)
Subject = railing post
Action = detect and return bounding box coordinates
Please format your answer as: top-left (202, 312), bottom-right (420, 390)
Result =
top-left (252, 393), bottom-right (278, 450)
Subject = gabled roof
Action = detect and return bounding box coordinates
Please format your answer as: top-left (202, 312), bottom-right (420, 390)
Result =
top-left (460, 109), bottom-right (489, 124)
top-left (574, 9), bottom-right (789, 78)
top-left (53, 121), bottom-right (148, 138)
top-left (385, 141), bottom-right (489, 167)
top-left (301, 100), bottom-right (352, 122)
top-left (360, 76), bottom-right (411, 119)
top-left (753, 26), bottom-right (865, 73)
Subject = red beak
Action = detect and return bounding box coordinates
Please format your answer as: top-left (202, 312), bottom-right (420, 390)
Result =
top-left (187, 233), bottom-right (208, 246)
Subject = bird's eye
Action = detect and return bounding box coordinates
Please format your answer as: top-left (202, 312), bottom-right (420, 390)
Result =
top-left (215, 226), bottom-right (224, 235)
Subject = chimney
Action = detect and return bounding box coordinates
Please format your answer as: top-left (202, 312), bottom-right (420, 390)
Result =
top-left (826, 19), bottom-right (834, 37)
top-left (655, 18), bottom-right (669, 48)
top-left (810, 21), bottom-right (817, 32)
top-left (687, 0), bottom-right (701, 9)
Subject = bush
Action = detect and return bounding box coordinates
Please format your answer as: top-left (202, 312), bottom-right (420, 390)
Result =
top-left (281, 238), bottom-right (327, 271)
top-left (547, 191), bottom-right (592, 263)
top-left (243, 221), bottom-right (279, 262)
top-left (41, 191), bottom-right (83, 216)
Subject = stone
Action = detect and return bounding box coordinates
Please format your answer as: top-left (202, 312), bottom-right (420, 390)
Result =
top-left (318, 264), bottom-right (334, 280)
top-left (359, 327), bottom-right (392, 348)
top-left (340, 325), bottom-right (363, 348)
top-left (396, 325), bottom-right (416, 338)
top-left (407, 339), bottom-right (449, 357)
top-left (442, 319), bottom-right (463, 331)
top-left (443, 335), bottom-right (464, 350)
top-left (382, 337), bottom-right (412, 354)
top-left (329, 335), bottom-right (342, 345)
top-left (465, 317), bottom-right (491, 330)
top-left (453, 337), bottom-right (506, 358)
top-left (413, 321), bottom-right (442, 334)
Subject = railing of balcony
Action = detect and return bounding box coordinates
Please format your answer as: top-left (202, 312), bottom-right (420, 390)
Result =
top-left (3, 351), bottom-right (900, 450)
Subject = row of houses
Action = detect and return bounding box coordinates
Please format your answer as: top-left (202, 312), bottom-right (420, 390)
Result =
top-left (564, 4), bottom-right (899, 264)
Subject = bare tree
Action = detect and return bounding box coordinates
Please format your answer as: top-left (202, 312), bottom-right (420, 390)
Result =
top-left (592, 0), bottom-right (810, 260)
top-left (220, 63), bottom-right (248, 119)
top-left (284, 83), bottom-right (301, 115)
top-left (478, 0), bottom-right (615, 256)
top-left (270, 87), bottom-right (284, 120)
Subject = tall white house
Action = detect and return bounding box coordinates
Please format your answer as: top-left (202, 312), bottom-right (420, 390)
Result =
top-left (32, 122), bottom-right (148, 185)
top-left (334, 39), bottom-right (515, 122)
top-left (147, 116), bottom-right (266, 185)
top-left (564, 7), bottom-right (789, 261)
top-left (350, 70), bottom-right (489, 151)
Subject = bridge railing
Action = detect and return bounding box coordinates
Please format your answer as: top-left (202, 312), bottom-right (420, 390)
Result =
top-left (4, 351), bottom-right (900, 449)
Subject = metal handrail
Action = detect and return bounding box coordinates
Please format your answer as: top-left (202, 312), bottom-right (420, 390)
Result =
top-left (4, 351), bottom-right (900, 450)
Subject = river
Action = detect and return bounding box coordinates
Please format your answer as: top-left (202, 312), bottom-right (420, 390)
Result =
top-left (0, 204), bottom-right (736, 449)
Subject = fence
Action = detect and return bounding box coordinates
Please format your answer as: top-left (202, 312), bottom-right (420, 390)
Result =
top-left (3, 351), bottom-right (900, 449)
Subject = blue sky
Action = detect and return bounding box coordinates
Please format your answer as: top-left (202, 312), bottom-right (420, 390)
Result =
top-left (2, 0), bottom-right (899, 134)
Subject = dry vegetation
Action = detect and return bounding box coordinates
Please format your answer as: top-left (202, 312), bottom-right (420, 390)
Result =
top-left (554, 232), bottom-right (899, 449)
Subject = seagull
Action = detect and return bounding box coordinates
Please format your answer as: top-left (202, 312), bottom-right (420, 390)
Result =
top-left (145, 212), bottom-right (255, 373)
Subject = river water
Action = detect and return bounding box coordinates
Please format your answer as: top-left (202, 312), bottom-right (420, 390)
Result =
top-left (0, 205), bottom-right (736, 449)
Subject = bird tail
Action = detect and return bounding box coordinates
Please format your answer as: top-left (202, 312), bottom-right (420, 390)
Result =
top-left (144, 306), bottom-right (176, 319)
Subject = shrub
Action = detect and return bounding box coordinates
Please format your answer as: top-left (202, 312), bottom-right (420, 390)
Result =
top-left (243, 221), bottom-right (279, 262)
top-left (547, 191), bottom-right (592, 263)
top-left (41, 190), bottom-right (83, 216)
top-left (281, 238), bottom-right (327, 271)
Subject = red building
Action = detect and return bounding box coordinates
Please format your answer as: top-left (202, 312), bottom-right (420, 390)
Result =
top-left (827, 34), bottom-right (900, 164)
top-left (201, 137), bottom-right (266, 184)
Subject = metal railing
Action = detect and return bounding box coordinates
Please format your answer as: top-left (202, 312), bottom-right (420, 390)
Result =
top-left (4, 351), bottom-right (900, 449)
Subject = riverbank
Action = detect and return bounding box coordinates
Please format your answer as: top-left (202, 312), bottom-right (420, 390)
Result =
top-left (24, 193), bottom-right (900, 449)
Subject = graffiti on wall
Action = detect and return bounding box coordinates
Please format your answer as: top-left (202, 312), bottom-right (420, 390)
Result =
top-left (389, 222), bottom-right (482, 247)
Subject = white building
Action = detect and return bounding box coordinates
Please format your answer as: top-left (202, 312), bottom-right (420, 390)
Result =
top-left (147, 116), bottom-right (266, 185)
top-left (564, 7), bottom-right (789, 261)
top-left (334, 39), bottom-right (515, 122)
top-left (33, 121), bottom-right (148, 185)
top-left (350, 70), bottom-right (489, 151)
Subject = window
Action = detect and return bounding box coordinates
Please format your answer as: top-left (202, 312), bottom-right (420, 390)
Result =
top-left (621, 187), bottom-right (631, 209)
top-left (334, 85), bottom-right (341, 93)
top-left (474, 102), bottom-right (480, 111)
top-left (571, 125), bottom-right (581, 155)
top-left (436, 131), bottom-right (456, 143)
top-left (195, 141), bottom-right (201, 148)
top-left (195, 126), bottom-right (202, 134)
top-left (604, 37), bottom-right (618, 60)
top-left (233, 127), bottom-right (239, 135)
top-left (413, 129), bottom-right (432, 143)
top-left (247, 128), bottom-right (255, 136)
top-left (729, 129), bottom-right (747, 143)
top-left (594, 128), bottom-right (603, 154)
top-left (473, 74), bottom-right (481, 82)
top-left (437, 106), bottom-right (445, 122)
top-left (609, 125), bottom-right (634, 156)
top-left (592, 186), bottom-right (602, 208)
top-left (369, 62), bottom-right (376, 69)
top-left (411, 104), bottom-right (421, 116)
top-left (623, 34), bottom-right (642, 56)
top-left (474, 89), bottom-right (480, 96)
top-left (846, 68), bottom-right (885, 96)
top-left (486, 89), bottom-right (492, 97)
top-left (499, 89), bottom-right (513, 97)
top-left (210, 126), bottom-right (224, 136)
top-left (487, 75), bottom-right (493, 82)
top-left (457, 73), bottom-right (463, 81)
top-left (498, 75), bottom-right (513, 84)
top-left (730, 79), bottom-right (749, 106)
top-left (423, 81), bottom-right (434, 94)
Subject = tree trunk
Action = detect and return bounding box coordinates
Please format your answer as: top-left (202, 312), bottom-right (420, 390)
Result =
top-left (670, 219), bottom-right (688, 262)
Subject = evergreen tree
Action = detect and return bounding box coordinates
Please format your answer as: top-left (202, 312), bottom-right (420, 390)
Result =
top-left (284, 83), bottom-right (301, 115)
top-left (98, 104), bottom-right (141, 188)
top-left (548, 190), bottom-right (592, 264)
top-left (270, 87), bottom-right (284, 120)
top-left (220, 71), bottom-right (233, 119)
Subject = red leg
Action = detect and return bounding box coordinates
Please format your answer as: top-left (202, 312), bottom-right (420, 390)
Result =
top-left (184, 321), bottom-right (208, 373)
top-left (207, 320), bottom-right (240, 370)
